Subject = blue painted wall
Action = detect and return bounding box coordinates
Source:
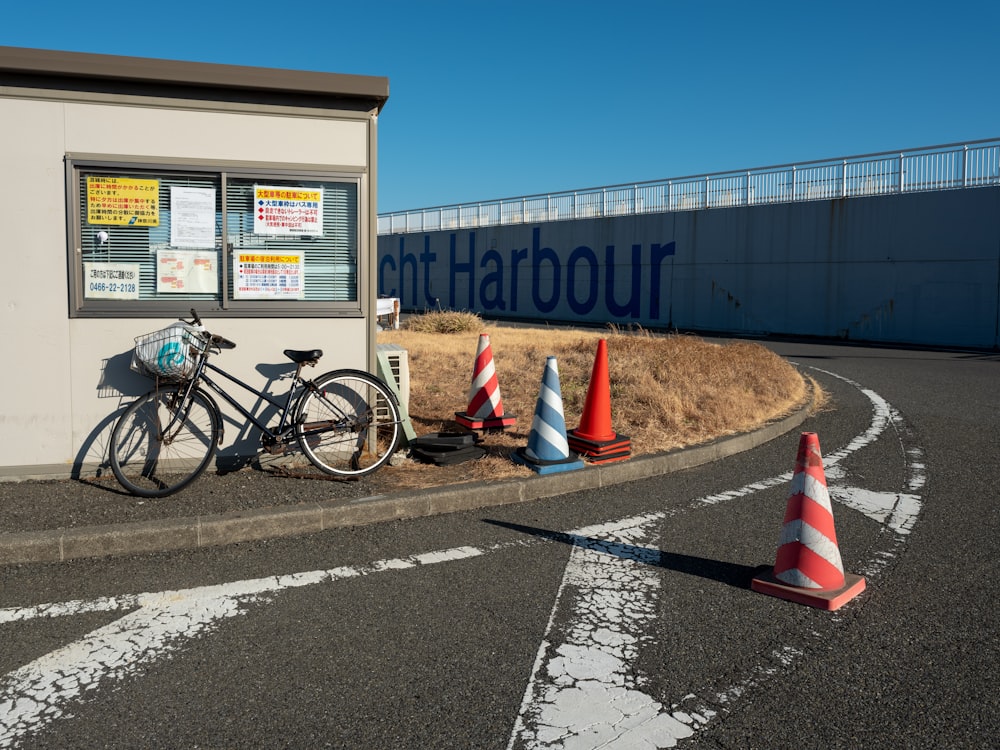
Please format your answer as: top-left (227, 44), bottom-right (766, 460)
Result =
top-left (377, 187), bottom-right (1000, 349)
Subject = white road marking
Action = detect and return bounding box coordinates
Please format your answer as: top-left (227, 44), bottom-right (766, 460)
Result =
top-left (0, 544), bottom-right (498, 747)
top-left (506, 368), bottom-right (926, 748)
top-left (0, 369), bottom-right (925, 749)
top-left (506, 517), bottom-right (702, 749)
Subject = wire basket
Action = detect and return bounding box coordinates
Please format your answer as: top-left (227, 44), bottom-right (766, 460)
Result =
top-left (131, 324), bottom-right (208, 381)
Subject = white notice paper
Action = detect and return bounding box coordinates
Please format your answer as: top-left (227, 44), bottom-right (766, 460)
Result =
top-left (170, 186), bottom-right (216, 249)
top-left (156, 249), bottom-right (218, 294)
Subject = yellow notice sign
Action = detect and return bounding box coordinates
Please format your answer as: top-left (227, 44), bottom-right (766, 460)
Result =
top-left (87, 176), bottom-right (160, 226)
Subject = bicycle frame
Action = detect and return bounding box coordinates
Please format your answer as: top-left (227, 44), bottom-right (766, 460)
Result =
top-left (178, 350), bottom-right (314, 444)
top-left (112, 310), bottom-right (402, 497)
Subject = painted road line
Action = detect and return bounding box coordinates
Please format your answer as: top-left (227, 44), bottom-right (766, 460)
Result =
top-left (0, 544), bottom-right (504, 747)
top-left (1, 370), bottom-right (925, 749)
top-left (506, 370), bottom-right (926, 748)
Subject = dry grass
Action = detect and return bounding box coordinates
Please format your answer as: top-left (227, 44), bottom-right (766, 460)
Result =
top-left (373, 315), bottom-right (810, 490)
top-left (402, 310), bottom-right (484, 334)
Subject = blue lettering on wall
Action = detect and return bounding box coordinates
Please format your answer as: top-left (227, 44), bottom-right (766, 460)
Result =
top-left (420, 236), bottom-right (437, 306)
top-left (509, 246), bottom-right (528, 312)
top-left (648, 241), bottom-right (676, 320)
top-left (450, 232), bottom-right (475, 309)
top-left (605, 244), bottom-right (642, 318)
top-left (399, 236), bottom-right (417, 302)
top-left (531, 228), bottom-right (560, 313)
top-left (379, 250), bottom-right (396, 297)
top-left (567, 245), bottom-right (598, 315)
top-left (479, 249), bottom-right (506, 310)
top-left (376, 230), bottom-right (678, 324)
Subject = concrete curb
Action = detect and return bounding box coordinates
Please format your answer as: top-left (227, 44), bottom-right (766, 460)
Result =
top-left (0, 384), bottom-right (815, 565)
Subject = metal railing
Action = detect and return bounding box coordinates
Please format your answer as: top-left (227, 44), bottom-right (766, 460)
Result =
top-left (377, 138), bottom-right (1000, 235)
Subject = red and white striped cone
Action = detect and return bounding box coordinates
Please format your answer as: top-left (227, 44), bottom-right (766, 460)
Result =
top-left (454, 333), bottom-right (516, 431)
top-left (751, 432), bottom-right (866, 610)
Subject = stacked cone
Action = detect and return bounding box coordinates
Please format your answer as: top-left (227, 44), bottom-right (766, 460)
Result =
top-left (567, 339), bottom-right (631, 463)
top-left (751, 432), bottom-right (866, 611)
top-left (455, 333), bottom-right (516, 431)
top-left (513, 356), bottom-right (585, 475)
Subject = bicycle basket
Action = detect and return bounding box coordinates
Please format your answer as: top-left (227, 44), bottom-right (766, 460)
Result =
top-left (131, 322), bottom-right (207, 380)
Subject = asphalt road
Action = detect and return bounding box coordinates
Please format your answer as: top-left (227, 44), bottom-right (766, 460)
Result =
top-left (1, 340), bottom-right (997, 749)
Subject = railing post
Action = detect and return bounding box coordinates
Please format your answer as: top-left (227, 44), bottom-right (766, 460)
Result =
top-left (377, 139), bottom-right (1000, 236)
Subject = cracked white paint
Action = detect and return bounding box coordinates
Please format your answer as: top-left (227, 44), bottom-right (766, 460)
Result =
top-left (2, 368), bottom-right (925, 750)
top-left (0, 590), bottom-right (254, 747)
top-left (506, 367), bottom-right (926, 748)
top-left (0, 544), bottom-right (492, 748)
top-left (508, 518), bottom-right (706, 749)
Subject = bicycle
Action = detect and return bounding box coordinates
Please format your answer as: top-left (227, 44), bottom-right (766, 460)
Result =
top-left (110, 309), bottom-right (402, 498)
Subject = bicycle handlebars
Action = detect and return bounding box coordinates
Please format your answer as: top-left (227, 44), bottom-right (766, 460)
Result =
top-left (189, 309), bottom-right (237, 350)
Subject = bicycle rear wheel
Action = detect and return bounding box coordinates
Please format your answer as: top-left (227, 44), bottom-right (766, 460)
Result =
top-left (295, 370), bottom-right (401, 477)
top-left (110, 385), bottom-right (220, 497)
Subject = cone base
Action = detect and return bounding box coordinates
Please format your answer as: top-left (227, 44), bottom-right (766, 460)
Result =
top-left (580, 450), bottom-right (632, 464)
top-left (568, 432), bottom-right (631, 462)
top-left (568, 428), bottom-right (623, 444)
top-left (751, 568), bottom-right (866, 611)
top-left (512, 447), bottom-right (585, 475)
top-left (454, 412), bottom-right (516, 430)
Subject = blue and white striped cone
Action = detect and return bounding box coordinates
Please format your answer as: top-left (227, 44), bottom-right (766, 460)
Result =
top-left (512, 356), bottom-right (585, 475)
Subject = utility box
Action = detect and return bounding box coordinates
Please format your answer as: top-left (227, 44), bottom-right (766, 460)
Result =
top-left (376, 343), bottom-right (411, 415)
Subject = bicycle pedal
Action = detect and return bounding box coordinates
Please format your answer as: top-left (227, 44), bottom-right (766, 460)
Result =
top-left (261, 438), bottom-right (288, 455)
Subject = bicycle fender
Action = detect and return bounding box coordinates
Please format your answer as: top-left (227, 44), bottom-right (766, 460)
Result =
top-left (192, 386), bottom-right (225, 445)
top-left (312, 369), bottom-right (400, 406)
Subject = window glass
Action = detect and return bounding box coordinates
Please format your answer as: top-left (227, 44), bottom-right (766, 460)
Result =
top-left (225, 177), bottom-right (358, 302)
top-left (71, 162), bottom-right (361, 315)
top-left (79, 170), bottom-right (222, 303)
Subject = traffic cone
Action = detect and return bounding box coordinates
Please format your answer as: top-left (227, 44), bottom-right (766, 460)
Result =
top-left (513, 356), bottom-right (585, 475)
top-left (567, 339), bottom-right (631, 463)
top-left (751, 432), bottom-right (866, 611)
top-left (455, 333), bottom-right (516, 431)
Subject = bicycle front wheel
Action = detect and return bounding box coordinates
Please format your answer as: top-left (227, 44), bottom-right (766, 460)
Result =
top-left (295, 370), bottom-right (401, 477)
top-left (110, 385), bottom-right (220, 497)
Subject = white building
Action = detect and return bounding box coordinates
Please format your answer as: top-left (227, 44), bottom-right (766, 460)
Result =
top-left (0, 46), bottom-right (389, 479)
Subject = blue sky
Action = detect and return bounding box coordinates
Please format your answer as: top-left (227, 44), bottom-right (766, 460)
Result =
top-left (4, 1), bottom-right (998, 213)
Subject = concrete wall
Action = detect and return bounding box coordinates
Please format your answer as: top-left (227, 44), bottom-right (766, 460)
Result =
top-left (377, 187), bottom-right (1000, 349)
top-left (0, 95), bottom-right (373, 479)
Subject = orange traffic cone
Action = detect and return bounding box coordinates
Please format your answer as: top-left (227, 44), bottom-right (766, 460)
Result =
top-left (567, 339), bottom-right (631, 463)
top-left (455, 333), bottom-right (516, 431)
top-left (752, 432), bottom-right (866, 610)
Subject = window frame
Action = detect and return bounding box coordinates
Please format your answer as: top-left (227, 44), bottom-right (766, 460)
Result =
top-left (66, 156), bottom-right (368, 318)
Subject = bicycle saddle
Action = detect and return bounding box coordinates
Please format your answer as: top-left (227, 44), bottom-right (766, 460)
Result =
top-left (284, 349), bottom-right (323, 363)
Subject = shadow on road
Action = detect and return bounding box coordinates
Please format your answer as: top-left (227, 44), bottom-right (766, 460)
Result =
top-left (484, 519), bottom-right (764, 589)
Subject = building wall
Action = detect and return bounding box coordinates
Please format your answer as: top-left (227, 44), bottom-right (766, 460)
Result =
top-left (0, 94), bottom-right (373, 479)
top-left (377, 187), bottom-right (1000, 350)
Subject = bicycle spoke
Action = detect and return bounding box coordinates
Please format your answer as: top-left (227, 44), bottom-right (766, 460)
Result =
top-left (294, 371), bottom-right (400, 477)
top-left (111, 386), bottom-right (220, 497)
